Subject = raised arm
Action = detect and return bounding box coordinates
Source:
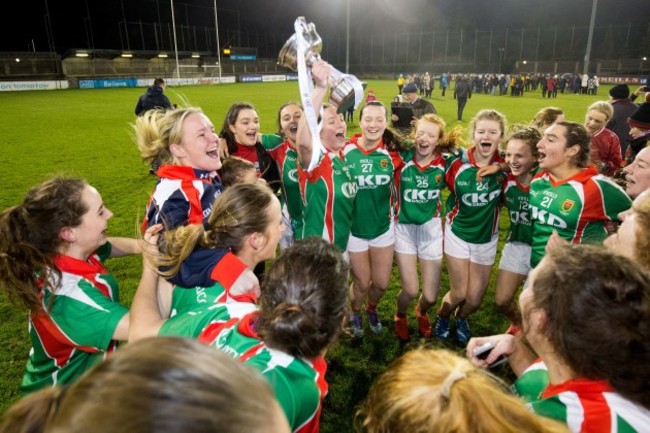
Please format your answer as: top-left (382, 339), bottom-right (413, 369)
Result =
top-left (296, 60), bottom-right (330, 168)
top-left (128, 225), bottom-right (168, 341)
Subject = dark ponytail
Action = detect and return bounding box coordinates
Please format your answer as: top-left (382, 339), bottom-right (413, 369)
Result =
top-left (257, 238), bottom-right (349, 358)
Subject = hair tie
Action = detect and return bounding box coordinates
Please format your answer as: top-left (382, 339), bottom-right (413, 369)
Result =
top-left (441, 371), bottom-right (466, 400)
top-left (285, 304), bottom-right (302, 313)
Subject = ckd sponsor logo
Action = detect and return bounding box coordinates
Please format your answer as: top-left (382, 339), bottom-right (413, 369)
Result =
top-left (461, 190), bottom-right (500, 206)
top-left (530, 205), bottom-right (567, 228)
top-left (509, 210), bottom-right (531, 225)
top-left (356, 174), bottom-right (391, 188)
top-left (342, 182), bottom-right (357, 198)
top-left (195, 287), bottom-right (208, 304)
top-left (288, 168), bottom-right (298, 182)
top-left (404, 189), bottom-right (440, 203)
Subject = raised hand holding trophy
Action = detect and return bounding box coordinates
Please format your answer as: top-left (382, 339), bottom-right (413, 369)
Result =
top-left (278, 17), bottom-right (364, 170)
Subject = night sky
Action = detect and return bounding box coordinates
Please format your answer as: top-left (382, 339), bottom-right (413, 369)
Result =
top-left (1, 0), bottom-right (647, 54)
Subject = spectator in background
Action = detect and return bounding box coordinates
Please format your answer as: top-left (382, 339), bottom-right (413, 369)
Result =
top-left (391, 82), bottom-right (437, 132)
top-left (630, 84), bottom-right (649, 102)
top-left (365, 88), bottom-right (377, 103)
top-left (396, 74), bottom-right (405, 93)
top-left (607, 84), bottom-right (638, 157)
top-left (356, 348), bottom-right (569, 433)
top-left (346, 104), bottom-right (355, 123)
top-left (624, 93), bottom-right (650, 166)
top-left (134, 77), bottom-right (173, 116)
top-left (135, 77), bottom-right (175, 173)
top-left (581, 73), bottom-right (589, 94)
top-left (584, 101), bottom-right (622, 176)
top-left (402, 82), bottom-right (437, 118)
top-left (0, 337), bottom-right (291, 433)
top-left (453, 75), bottom-right (472, 121)
top-left (440, 73), bottom-right (449, 97)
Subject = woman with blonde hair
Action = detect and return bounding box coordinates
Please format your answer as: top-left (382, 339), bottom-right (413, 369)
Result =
top-left (356, 347), bottom-right (569, 433)
top-left (584, 100), bottom-right (622, 176)
top-left (129, 183), bottom-right (284, 325)
top-left (135, 107), bottom-right (223, 232)
top-left (435, 109), bottom-right (508, 343)
top-left (0, 337), bottom-right (290, 433)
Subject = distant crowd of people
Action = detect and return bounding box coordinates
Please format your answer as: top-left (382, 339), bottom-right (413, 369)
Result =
top-left (1, 70), bottom-right (650, 433)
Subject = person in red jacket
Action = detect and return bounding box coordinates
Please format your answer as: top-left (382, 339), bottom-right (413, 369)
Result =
top-left (584, 101), bottom-right (622, 176)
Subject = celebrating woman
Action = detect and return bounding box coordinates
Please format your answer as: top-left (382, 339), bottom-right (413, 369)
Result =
top-left (294, 60), bottom-right (357, 253)
top-left (467, 245), bottom-right (650, 432)
top-left (345, 101), bottom-right (402, 338)
top-left (529, 121), bottom-right (631, 269)
top-left (130, 183), bottom-right (284, 324)
top-left (435, 109), bottom-right (508, 343)
top-left (0, 176), bottom-right (151, 394)
top-left (136, 107), bottom-right (223, 231)
top-left (392, 114), bottom-right (460, 341)
top-left (131, 237), bottom-right (349, 433)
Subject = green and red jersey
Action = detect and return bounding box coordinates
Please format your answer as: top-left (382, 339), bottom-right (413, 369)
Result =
top-left (394, 150), bottom-right (446, 225)
top-left (503, 174), bottom-right (533, 245)
top-left (169, 252), bottom-right (257, 317)
top-left (445, 147), bottom-right (507, 243)
top-left (515, 360), bottom-right (650, 432)
top-left (343, 135), bottom-right (402, 238)
top-left (160, 308), bottom-right (327, 433)
top-left (262, 135), bottom-right (303, 233)
top-left (297, 151), bottom-right (357, 251)
top-left (529, 166), bottom-right (632, 268)
top-left (21, 242), bottom-right (128, 394)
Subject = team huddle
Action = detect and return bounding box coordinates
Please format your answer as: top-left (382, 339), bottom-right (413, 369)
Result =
top-left (1, 61), bottom-right (650, 433)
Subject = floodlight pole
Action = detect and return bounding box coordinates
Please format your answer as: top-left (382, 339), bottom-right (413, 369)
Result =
top-left (214, 0), bottom-right (222, 83)
top-left (345, 0), bottom-right (350, 74)
top-left (170, 0), bottom-right (181, 80)
top-left (583, 0), bottom-right (597, 75)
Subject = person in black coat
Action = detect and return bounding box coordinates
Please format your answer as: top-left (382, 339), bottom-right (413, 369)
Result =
top-left (135, 78), bottom-right (173, 116)
top-left (453, 75), bottom-right (472, 121)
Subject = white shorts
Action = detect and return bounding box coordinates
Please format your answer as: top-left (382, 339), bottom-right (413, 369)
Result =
top-left (347, 223), bottom-right (395, 253)
top-left (498, 242), bottom-right (531, 275)
top-left (394, 219), bottom-right (443, 261)
top-left (443, 224), bottom-right (498, 266)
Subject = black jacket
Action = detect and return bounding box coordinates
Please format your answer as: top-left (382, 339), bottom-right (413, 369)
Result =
top-left (607, 99), bottom-right (639, 155)
top-left (454, 80), bottom-right (472, 99)
top-left (135, 85), bottom-right (173, 116)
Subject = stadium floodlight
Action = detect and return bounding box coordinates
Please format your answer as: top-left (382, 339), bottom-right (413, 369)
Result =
top-left (121, 53), bottom-right (133, 58)
top-left (76, 51), bottom-right (89, 57)
top-left (191, 53), bottom-right (200, 58)
top-left (158, 52), bottom-right (168, 58)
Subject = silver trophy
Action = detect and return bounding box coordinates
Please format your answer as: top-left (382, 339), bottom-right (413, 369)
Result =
top-left (278, 17), bottom-right (361, 114)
